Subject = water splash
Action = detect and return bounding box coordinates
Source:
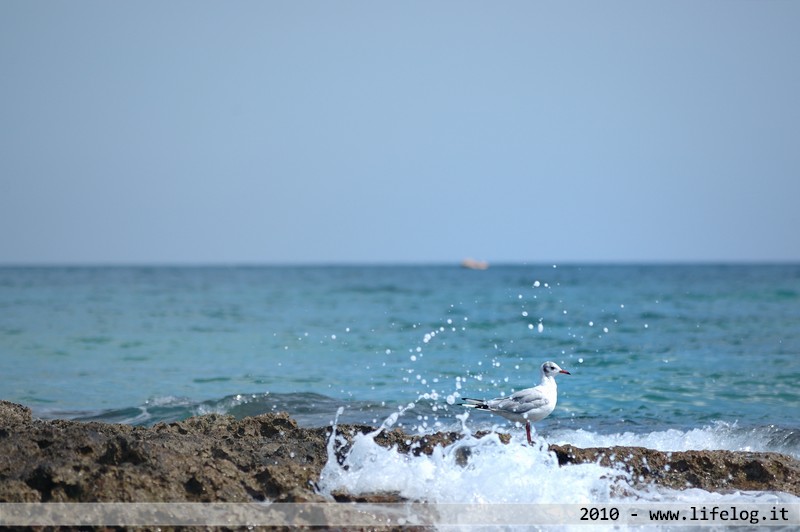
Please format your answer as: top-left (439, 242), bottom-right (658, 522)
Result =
top-left (317, 404), bottom-right (633, 504)
top-left (316, 408), bottom-right (800, 508)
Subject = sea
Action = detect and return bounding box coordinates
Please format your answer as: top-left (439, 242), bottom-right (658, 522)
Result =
top-left (2, 264), bottom-right (799, 520)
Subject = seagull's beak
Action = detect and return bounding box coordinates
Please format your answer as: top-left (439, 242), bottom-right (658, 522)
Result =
top-left (559, 369), bottom-right (571, 375)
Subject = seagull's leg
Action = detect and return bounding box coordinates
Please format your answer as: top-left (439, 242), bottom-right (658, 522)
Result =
top-left (526, 421), bottom-right (533, 445)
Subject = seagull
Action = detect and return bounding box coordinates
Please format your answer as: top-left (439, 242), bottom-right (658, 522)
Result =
top-left (461, 361), bottom-right (571, 444)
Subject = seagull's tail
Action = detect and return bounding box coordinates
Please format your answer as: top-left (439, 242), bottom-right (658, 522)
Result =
top-left (459, 398), bottom-right (489, 410)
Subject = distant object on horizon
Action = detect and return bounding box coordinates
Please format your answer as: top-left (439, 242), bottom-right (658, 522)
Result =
top-left (460, 258), bottom-right (489, 270)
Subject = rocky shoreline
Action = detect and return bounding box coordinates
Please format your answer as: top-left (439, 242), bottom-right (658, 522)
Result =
top-left (1, 400), bottom-right (798, 504)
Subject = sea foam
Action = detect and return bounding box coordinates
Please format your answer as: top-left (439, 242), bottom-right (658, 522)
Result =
top-left (549, 421), bottom-right (800, 460)
top-left (317, 409), bottom-right (800, 510)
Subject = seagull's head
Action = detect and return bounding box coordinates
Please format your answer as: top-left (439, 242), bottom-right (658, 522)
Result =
top-left (541, 361), bottom-right (571, 378)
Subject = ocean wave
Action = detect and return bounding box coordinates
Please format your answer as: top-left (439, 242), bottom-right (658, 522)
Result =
top-left (548, 422), bottom-right (800, 460)
top-left (34, 392), bottom-right (438, 429)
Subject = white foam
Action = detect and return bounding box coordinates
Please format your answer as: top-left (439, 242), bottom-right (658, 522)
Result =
top-left (317, 413), bottom-right (800, 509)
top-left (549, 421), bottom-right (800, 459)
top-left (318, 428), bottom-right (630, 504)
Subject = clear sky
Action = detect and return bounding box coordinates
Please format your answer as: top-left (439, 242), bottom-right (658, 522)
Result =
top-left (2, 1), bottom-right (799, 265)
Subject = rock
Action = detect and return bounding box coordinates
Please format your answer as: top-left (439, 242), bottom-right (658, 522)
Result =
top-left (0, 400), bottom-right (33, 428)
top-left (0, 405), bottom-right (330, 503)
top-left (0, 400), bottom-right (798, 505)
top-left (549, 444), bottom-right (800, 496)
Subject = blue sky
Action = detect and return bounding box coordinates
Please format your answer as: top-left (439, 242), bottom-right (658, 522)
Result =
top-left (2, 1), bottom-right (799, 264)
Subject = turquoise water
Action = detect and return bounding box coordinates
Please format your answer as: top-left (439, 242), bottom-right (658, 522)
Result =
top-left (1, 265), bottom-right (799, 450)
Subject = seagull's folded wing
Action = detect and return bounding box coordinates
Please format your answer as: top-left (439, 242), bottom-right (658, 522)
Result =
top-left (489, 388), bottom-right (550, 414)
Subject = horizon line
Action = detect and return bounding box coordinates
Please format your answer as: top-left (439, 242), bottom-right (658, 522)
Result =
top-left (1, 259), bottom-right (798, 268)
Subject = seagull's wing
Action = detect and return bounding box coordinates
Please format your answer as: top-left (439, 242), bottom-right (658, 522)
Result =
top-left (487, 386), bottom-right (550, 414)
